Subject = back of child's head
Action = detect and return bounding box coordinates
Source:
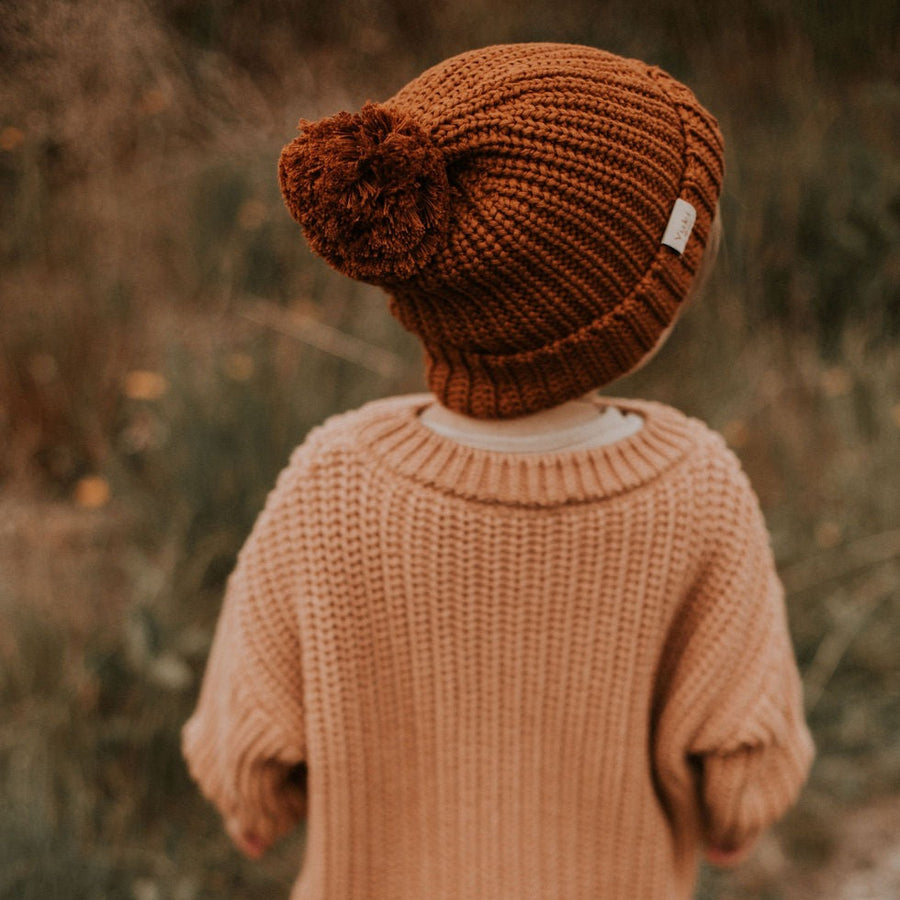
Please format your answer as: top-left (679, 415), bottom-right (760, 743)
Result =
top-left (278, 43), bottom-right (724, 418)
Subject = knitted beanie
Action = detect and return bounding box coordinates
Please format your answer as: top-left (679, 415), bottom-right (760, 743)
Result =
top-left (279, 43), bottom-right (725, 418)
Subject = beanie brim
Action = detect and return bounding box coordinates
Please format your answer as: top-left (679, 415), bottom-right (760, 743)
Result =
top-left (422, 241), bottom-right (694, 419)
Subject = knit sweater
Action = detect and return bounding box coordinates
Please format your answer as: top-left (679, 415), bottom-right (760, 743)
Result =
top-left (182, 393), bottom-right (814, 900)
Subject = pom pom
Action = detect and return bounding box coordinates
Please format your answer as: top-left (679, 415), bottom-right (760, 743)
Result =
top-left (278, 103), bottom-right (450, 283)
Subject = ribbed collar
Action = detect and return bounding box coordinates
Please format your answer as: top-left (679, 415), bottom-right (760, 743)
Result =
top-left (419, 394), bottom-right (643, 452)
top-left (353, 394), bottom-right (697, 507)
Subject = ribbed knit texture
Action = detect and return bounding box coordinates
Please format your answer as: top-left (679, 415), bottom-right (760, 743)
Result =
top-left (278, 44), bottom-right (725, 418)
top-left (182, 394), bottom-right (814, 899)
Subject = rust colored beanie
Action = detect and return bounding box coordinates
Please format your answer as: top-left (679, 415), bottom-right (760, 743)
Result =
top-left (279, 43), bottom-right (725, 418)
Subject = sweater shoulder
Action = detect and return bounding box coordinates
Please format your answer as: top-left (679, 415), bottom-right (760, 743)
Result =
top-left (654, 405), bottom-right (756, 494)
top-left (276, 395), bottom-right (764, 511)
top-left (310, 393), bottom-right (429, 439)
top-left (670, 410), bottom-right (771, 560)
top-left (623, 400), bottom-right (752, 484)
top-left (281, 394), bottom-right (430, 470)
top-left (632, 403), bottom-right (768, 550)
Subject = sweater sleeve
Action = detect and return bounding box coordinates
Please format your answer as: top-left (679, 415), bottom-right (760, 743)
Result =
top-left (653, 443), bottom-right (814, 853)
top-left (182, 449), bottom-right (309, 845)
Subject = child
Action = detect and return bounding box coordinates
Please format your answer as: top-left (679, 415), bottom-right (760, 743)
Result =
top-left (183, 43), bottom-right (814, 899)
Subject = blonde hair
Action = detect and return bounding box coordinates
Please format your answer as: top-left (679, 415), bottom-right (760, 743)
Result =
top-left (685, 205), bottom-right (723, 307)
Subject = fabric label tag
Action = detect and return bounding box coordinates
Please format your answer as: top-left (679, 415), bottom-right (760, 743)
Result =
top-left (661, 198), bottom-right (697, 254)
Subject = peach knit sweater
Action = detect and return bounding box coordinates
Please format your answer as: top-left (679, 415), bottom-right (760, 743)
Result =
top-left (182, 394), bottom-right (814, 899)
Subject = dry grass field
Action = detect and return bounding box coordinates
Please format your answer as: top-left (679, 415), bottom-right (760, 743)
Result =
top-left (1, 1), bottom-right (898, 897)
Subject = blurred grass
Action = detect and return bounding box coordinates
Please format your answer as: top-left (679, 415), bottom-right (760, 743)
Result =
top-left (1, 1), bottom-right (898, 897)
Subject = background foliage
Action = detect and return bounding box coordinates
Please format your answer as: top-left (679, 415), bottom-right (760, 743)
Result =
top-left (1, 1), bottom-right (898, 896)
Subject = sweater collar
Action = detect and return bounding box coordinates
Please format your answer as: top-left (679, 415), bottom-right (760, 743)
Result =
top-left (418, 393), bottom-right (643, 452)
top-left (355, 394), bottom-right (696, 506)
